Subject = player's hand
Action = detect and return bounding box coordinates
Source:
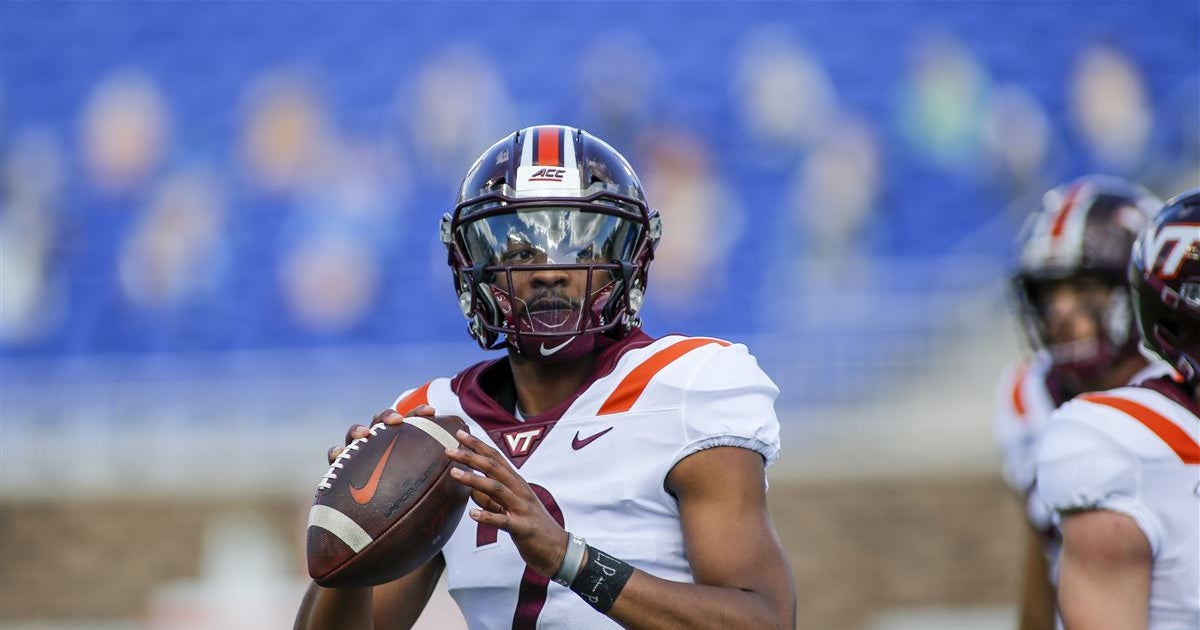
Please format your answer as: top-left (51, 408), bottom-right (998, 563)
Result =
top-left (445, 430), bottom-right (569, 578)
top-left (325, 405), bottom-right (438, 464)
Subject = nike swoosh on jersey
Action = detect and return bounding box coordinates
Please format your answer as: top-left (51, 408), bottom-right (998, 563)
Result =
top-left (539, 338), bottom-right (574, 356)
top-left (572, 427), bottom-right (613, 450)
top-left (349, 432), bottom-right (401, 505)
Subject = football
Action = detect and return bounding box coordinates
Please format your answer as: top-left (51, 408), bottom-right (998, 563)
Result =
top-left (306, 414), bottom-right (471, 587)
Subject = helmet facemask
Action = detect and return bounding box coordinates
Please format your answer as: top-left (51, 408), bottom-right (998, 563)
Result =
top-left (1009, 176), bottom-right (1162, 391)
top-left (1127, 188), bottom-right (1200, 386)
top-left (445, 195), bottom-right (658, 362)
top-left (444, 125), bottom-right (660, 361)
top-left (1131, 251), bottom-right (1200, 384)
top-left (1015, 272), bottom-right (1136, 391)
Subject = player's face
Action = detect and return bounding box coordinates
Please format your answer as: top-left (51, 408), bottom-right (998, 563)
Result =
top-left (1038, 278), bottom-right (1112, 347)
top-left (492, 246), bottom-right (612, 317)
top-left (460, 208), bottom-right (638, 321)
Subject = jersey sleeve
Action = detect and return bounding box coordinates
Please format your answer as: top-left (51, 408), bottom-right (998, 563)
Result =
top-left (1036, 402), bottom-right (1164, 556)
top-left (994, 362), bottom-right (1038, 495)
top-left (391, 382), bottom-right (432, 414)
top-left (666, 342), bottom-right (781, 470)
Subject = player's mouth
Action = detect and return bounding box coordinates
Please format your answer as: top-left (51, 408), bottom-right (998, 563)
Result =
top-left (526, 296), bottom-right (577, 313)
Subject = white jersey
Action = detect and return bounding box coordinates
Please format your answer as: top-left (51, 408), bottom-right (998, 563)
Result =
top-left (993, 353), bottom-right (1064, 577)
top-left (390, 332), bottom-right (781, 630)
top-left (1037, 377), bottom-right (1200, 630)
top-left (995, 357), bottom-right (1175, 584)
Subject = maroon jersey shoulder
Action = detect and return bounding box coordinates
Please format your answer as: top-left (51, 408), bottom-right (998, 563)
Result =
top-left (448, 330), bottom-right (657, 467)
top-left (1135, 375), bottom-right (1200, 417)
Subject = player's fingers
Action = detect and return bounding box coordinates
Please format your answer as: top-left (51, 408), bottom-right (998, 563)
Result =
top-left (468, 507), bottom-right (511, 531)
top-left (327, 445), bottom-right (342, 464)
top-left (469, 489), bottom-right (505, 513)
top-left (452, 430), bottom-right (520, 483)
top-left (371, 409), bottom-right (402, 426)
top-left (344, 424), bottom-right (369, 445)
top-left (404, 404), bottom-right (437, 418)
top-left (449, 466), bottom-right (516, 507)
top-left (444, 444), bottom-right (520, 490)
top-left (454, 429), bottom-right (498, 456)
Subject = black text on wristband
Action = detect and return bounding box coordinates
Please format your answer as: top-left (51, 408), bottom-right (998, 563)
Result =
top-left (569, 545), bottom-right (634, 613)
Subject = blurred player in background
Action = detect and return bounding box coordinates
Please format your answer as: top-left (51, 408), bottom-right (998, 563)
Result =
top-left (995, 176), bottom-right (1164, 629)
top-left (1037, 189), bottom-right (1199, 630)
top-left (296, 124), bottom-right (796, 629)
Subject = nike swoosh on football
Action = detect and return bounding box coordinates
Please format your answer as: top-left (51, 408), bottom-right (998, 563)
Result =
top-left (572, 427), bottom-right (613, 450)
top-left (539, 338), bottom-right (574, 356)
top-left (349, 432), bottom-right (401, 505)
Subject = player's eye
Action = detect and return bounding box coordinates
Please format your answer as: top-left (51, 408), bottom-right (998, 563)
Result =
top-left (501, 247), bottom-right (540, 264)
top-left (575, 245), bottom-right (600, 262)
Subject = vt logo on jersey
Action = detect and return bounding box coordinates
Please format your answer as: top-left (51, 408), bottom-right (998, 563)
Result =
top-left (1143, 224), bottom-right (1200, 278)
top-left (502, 427), bottom-right (545, 457)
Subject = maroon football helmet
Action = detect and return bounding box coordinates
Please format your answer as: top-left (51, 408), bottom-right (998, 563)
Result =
top-left (441, 125), bottom-right (661, 362)
top-left (1130, 188), bottom-right (1200, 384)
top-left (1012, 175), bottom-right (1161, 391)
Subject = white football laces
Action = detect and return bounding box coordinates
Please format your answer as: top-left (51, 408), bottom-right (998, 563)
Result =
top-left (316, 422), bottom-right (387, 491)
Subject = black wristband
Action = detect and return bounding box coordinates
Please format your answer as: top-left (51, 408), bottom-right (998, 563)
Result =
top-left (569, 545), bottom-right (634, 614)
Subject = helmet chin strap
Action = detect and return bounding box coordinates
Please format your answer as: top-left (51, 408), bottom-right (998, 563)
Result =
top-left (506, 286), bottom-right (620, 364)
top-left (511, 332), bottom-right (596, 364)
top-left (507, 307), bottom-right (595, 364)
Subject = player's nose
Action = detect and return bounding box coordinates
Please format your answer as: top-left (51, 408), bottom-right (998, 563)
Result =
top-left (529, 267), bottom-right (570, 288)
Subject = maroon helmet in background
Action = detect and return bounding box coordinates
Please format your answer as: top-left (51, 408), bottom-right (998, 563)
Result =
top-left (1129, 188), bottom-right (1200, 384)
top-left (440, 125), bottom-right (661, 362)
top-left (1012, 175), bottom-right (1162, 392)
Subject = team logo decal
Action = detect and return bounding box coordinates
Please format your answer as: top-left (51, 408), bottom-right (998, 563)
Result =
top-left (502, 427), bottom-right (545, 457)
top-left (516, 165), bottom-right (580, 191)
top-left (1142, 224), bottom-right (1200, 279)
top-left (528, 168), bottom-right (566, 182)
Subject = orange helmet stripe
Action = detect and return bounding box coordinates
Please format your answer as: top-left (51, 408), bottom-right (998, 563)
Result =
top-left (534, 127), bottom-right (562, 166)
top-left (1049, 181), bottom-right (1084, 242)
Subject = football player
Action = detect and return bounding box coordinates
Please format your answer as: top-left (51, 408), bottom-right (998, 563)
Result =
top-left (295, 125), bottom-right (796, 629)
top-left (995, 176), bottom-right (1164, 629)
top-left (1036, 188), bottom-right (1199, 629)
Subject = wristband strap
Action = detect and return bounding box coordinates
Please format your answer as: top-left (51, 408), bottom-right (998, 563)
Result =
top-left (569, 545), bottom-right (634, 613)
top-left (552, 532), bottom-right (587, 587)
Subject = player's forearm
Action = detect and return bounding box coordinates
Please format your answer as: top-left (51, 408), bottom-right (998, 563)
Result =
top-left (1057, 584), bottom-right (1149, 630)
top-left (605, 569), bottom-right (791, 630)
top-left (1017, 525), bottom-right (1056, 630)
top-left (294, 582), bottom-right (374, 630)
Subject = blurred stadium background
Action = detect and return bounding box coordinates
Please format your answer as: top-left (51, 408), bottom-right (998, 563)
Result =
top-left (1, 2), bottom-right (1196, 629)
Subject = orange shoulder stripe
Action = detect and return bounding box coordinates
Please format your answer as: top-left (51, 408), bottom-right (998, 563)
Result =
top-left (1078, 393), bottom-right (1200, 464)
top-left (393, 382), bottom-right (432, 414)
top-left (1011, 364), bottom-right (1029, 421)
top-left (597, 338), bottom-right (731, 416)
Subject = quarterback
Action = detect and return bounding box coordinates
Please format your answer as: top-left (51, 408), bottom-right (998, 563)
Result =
top-left (1036, 189), bottom-right (1200, 630)
top-left (995, 176), bottom-right (1164, 629)
top-left (295, 125), bottom-right (796, 629)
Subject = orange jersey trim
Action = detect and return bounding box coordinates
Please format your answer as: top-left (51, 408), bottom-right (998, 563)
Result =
top-left (393, 382), bottom-right (432, 414)
top-left (1079, 393), bottom-right (1200, 464)
top-left (1011, 364), bottom-right (1029, 421)
top-left (597, 338), bottom-right (731, 416)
